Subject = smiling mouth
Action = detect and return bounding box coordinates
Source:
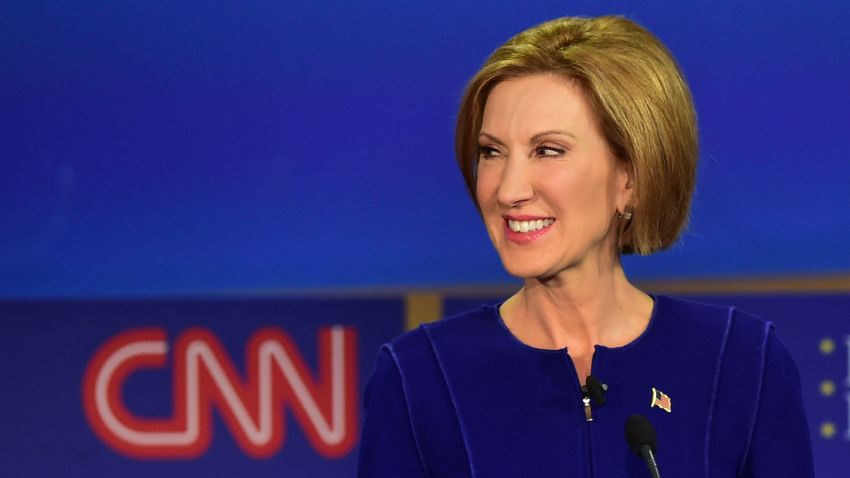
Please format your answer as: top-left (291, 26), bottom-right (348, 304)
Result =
top-left (506, 218), bottom-right (555, 233)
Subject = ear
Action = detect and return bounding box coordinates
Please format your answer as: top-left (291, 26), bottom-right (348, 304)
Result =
top-left (615, 161), bottom-right (636, 212)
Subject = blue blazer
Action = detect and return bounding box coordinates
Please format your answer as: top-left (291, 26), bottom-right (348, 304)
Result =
top-left (357, 295), bottom-right (814, 477)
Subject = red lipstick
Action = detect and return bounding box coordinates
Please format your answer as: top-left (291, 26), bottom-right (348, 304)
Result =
top-left (503, 216), bottom-right (555, 244)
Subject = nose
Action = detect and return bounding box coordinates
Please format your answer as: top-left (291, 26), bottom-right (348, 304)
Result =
top-left (497, 157), bottom-right (534, 208)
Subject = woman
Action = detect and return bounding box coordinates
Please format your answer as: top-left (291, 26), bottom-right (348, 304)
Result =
top-left (357, 16), bottom-right (813, 477)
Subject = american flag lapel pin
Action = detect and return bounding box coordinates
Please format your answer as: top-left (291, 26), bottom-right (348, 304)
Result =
top-left (651, 387), bottom-right (672, 413)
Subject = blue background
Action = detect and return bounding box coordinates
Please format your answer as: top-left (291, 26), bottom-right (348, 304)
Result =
top-left (3, 0), bottom-right (849, 298)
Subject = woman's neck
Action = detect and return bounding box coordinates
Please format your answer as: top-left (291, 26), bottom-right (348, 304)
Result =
top-left (500, 264), bottom-right (653, 355)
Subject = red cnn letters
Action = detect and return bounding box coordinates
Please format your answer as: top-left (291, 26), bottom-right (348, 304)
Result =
top-left (82, 326), bottom-right (358, 459)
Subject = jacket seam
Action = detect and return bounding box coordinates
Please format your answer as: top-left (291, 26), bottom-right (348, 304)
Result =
top-left (383, 343), bottom-right (432, 478)
top-left (736, 320), bottom-right (773, 476)
top-left (704, 306), bottom-right (735, 477)
top-left (421, 324), bottom-right (476, 478)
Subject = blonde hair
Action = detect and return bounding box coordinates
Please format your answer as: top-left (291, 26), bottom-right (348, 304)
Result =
top-left (455, 16), bottom-right (698, 255)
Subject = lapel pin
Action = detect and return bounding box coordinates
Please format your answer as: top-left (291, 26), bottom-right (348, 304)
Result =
top-left (651, 387), bottom-right (672, 413)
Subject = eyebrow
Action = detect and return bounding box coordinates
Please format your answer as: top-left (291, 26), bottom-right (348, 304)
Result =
top-left (478, 130), bottom-right (577, 145)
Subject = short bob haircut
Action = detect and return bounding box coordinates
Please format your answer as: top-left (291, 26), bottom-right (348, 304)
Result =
top-left (455, 16), bottom-right (698, 255)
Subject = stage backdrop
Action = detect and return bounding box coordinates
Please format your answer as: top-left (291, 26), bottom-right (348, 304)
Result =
top-left (2, 0), bottom-right (849, 298)
top-left (1, 293), bottom-right (849, 477)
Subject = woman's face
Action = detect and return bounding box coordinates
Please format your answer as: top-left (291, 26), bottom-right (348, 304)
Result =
top-left (475, 73), bottom-right (633, 280)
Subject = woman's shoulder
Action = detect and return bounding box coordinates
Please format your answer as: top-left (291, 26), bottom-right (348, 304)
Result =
top-left (656, 295), bottom-right (802, 418)
top-left (383, 304), bottom-right (500, 357)
top-left (658, 296), bottom-right (813, 474)
top-left (653, 294), bottom-right (776, 343)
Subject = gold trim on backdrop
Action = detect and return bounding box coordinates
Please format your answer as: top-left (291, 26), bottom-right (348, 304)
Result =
top-left (405, 293), bottom-right (443, 331)
top-left (636, 274), bottom-right (850, 295)
top-left (222, 274), bottom-right (850, 299)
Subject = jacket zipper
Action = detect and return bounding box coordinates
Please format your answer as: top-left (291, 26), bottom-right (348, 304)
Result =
top-left (584, 349), bottom-right (603, 478)
top-left (566, 349), bottom-right (600, 478)
top-left (583, 392), bottom-right (594, 478)
top-left (583, 395), bottom-right (593, 421)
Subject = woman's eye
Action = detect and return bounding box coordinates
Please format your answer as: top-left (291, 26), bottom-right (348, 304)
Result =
top-left (536, 145), bottom-right (565, 157)
top-left (478, 145), bottom-right (501, 159)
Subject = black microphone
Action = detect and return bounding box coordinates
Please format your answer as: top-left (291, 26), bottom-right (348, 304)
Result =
top-left (584, 375), bottom-right (607, 406)
top-left (625, 414), bottom-right (661, 478)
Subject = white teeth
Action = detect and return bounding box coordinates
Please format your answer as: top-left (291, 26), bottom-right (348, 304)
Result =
top-left (507, 218), bottom-right (554, 233)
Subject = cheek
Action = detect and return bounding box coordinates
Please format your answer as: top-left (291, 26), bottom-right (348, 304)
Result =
top-left (538, 168), bottom-right (583, 209)
top-left (540, 168), bottom-right (611, 221)
top-left (475, 167), bottom-right (499, 208)
top-left (475, 170), bottom-right (505, 242)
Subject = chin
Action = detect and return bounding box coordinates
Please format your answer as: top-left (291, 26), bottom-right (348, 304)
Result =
top-left (500, 258), bottom-right (558, 281)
